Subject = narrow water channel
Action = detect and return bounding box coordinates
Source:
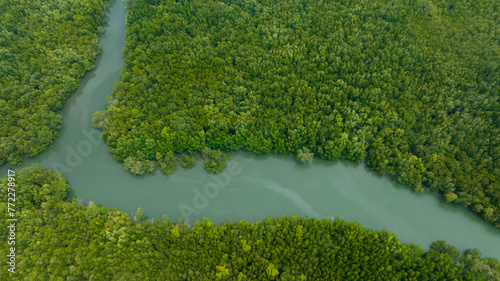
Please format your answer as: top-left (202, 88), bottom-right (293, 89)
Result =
top-left (1, 0), bottom-right (499, 259)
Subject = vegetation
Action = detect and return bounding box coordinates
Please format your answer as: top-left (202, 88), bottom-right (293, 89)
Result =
top-left (123, 151), bottom-right (157, 175)
top-left (179, 153), bottom-right (196, 168)
top-left (430, 241), bottom-right (500, 280)
top-left (158, 151), bottom-right (178, 174)
top-left (2, 167), bottom-right (500, 280)
top-left (0, 0), bottom-right (108, 165)
top-left (202, 147), bottom-right (227, 174)
top-left (297, 148), bottom-right (314, 164)
top-left (93, 0), bottom-right (499, 226)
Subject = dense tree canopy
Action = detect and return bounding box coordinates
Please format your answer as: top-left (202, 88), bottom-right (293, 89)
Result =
top-left (94, 0), bottom-right (500, 226)
top-left (2, 167), bottom-right (499, 280)
top-left (0, 0), bottom-right (108, 165)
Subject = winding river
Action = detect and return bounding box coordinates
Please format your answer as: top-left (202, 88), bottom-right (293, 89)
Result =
top-left (1, 0), bottom-right (499, 259)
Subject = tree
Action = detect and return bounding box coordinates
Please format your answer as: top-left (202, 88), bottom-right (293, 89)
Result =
top-left (158, 152), bottom-right (177, 175)
top-left (202, 147), bottom-right (227, 174)
top-left (91, 111), bottom-right (108, 130)
top-left (124, 156), bottom-right (157, 175)
top-left (445, 192), bottom-right (458, 203)
top-left (179, 154), bottom-right (196, 168)
top-left (133, 207), bottom-right (146, 222)
top-left (297, 148), bottom-right (314, 164)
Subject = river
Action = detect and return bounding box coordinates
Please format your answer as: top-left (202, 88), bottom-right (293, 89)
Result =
top-left (1, 0), bottom-right (499, 259)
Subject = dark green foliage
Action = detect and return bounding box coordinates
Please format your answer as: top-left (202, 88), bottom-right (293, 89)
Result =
top-left (96, 0), bottom-right (500, 226)
top-left (430, 240), bottom-right (461, 262)
top-left (179, 153), bottom-right (196, 168)
top-left (0, 0), bottom-right (108, 165)
top-left (1, 168), bottom-right (498, 280)
top-left (202, 147), bottom-right (227, 174)
top-left (296, 148), bottom-right (314, 164)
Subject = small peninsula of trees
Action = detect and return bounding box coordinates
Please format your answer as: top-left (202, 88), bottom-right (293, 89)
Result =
top-left (1, 167), bottom-right (499, 280)
top-left (94, 0), bottom-right (499, 226)
top-left (0, 0), bottom-right (108, 165)
top-left (297, 148), bottom-right (314, 164)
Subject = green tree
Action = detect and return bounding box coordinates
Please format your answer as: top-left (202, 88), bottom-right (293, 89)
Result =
top-left (202, 147), bottom-right (227, 174)
top-left (297, 148), bottom-right (314, 164)
top-left (179, 154), bottom-right (196, 168)
top-left (158, 152), bottom-right (177, 175)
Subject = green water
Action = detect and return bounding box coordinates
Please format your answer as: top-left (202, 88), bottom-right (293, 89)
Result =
top-left (1, 0), bottom-right (499, 259)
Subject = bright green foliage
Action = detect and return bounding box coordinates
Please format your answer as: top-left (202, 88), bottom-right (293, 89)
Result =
top-left (202, 147), bottom-right (227, 174)
top-left (445, 192), bottom-right (459, 203)
top-left (96, 0), bottom-right (499, 226)
top-left (0, 0), bottom-right (108, 165)
top-left (1, 168), bottom-right (497, 280)
top-left (296, 148), bottom-right (314, 164)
